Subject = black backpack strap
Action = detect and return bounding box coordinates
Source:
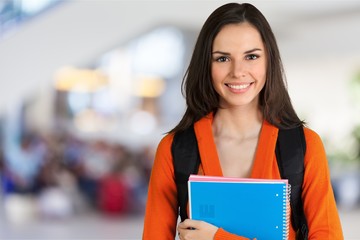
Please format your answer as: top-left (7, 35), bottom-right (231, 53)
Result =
top-left (276, 126), bottom-right (308, 240)
top-left (171, 126), bottom-right (201, 222)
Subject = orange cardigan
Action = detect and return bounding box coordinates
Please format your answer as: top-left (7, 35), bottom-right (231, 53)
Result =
top-left (143, 114), bottom-right (343, 239)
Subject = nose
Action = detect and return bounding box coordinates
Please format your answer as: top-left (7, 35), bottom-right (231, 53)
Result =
top-left (231, 60), bottom-right (246, 78)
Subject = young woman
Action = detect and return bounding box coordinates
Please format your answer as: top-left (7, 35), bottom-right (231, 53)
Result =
top-left (143, 3), bottom-right (343, 240)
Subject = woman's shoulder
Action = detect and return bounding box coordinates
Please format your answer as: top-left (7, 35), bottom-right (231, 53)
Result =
top-left (151, 133), bottom-right (176, 173)
top-left (303, 126), bottom-right (323, 144)
top-left (157, 132), bottom-right (175, 152)
top-left (302, 126), bottom-right (327, 159)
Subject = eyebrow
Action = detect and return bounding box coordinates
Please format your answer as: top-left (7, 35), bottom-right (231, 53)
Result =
top-left (244, 48), bottom-right (262, 54)
top-left (212, 48), bottom-right (262, 55)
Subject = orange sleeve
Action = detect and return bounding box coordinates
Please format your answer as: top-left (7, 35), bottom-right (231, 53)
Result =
top-left (215, 228), bottom-right (254, 240)
top-left (142, 134), bottom-right (178, 240)
top-left (302, 128), bottom-right (344, 239)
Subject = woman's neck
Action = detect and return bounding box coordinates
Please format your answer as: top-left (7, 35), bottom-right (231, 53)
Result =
top-left (212, 106), bottom-right (263, 140)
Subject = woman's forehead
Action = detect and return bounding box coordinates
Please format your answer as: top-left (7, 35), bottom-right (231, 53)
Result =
top-left (213, 23), bottom-right (264, 52)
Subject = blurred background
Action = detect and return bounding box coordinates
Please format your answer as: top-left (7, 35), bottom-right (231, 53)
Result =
top-left (0, 0), bottom-right (360, 239)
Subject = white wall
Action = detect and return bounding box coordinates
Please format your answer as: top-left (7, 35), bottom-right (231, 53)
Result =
top-left (279, 12), bottom-right (360, 148)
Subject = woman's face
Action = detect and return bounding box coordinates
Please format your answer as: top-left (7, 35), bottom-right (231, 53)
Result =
top-left (211, 22), bottom-right (267, 109)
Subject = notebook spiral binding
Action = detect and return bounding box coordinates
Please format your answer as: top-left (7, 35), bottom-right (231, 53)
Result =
top-left (282, 184), bottom-right (291, 240)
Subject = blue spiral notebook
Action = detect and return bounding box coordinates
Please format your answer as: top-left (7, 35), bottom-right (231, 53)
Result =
top-left (188, 175), bottom-right (290, 240)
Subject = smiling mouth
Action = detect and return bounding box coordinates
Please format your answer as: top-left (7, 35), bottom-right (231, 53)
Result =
top-left (225, 83), bottom-right (252, 90)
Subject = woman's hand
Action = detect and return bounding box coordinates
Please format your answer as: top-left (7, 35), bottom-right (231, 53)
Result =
top-left (177, 219), bottom-right (219, 240)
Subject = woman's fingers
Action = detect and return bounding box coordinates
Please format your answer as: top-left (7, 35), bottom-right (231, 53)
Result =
top-left (178, 219), bottom-right (200, 229)
top-left (178, 219), bottom-right (218, 240)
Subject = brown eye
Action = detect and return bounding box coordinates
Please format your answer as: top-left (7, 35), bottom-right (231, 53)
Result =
top-left (245, 54), bottom-right (259, 60)
top-left (216, 56), bottom-right (229, 62)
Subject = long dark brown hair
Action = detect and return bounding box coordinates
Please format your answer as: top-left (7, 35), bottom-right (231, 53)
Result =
top-left (170, 3), bottom-right (304, 133)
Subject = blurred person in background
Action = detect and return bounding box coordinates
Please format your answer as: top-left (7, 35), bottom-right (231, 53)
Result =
top-left (3, 132), bottom-right (46, 194)
top-left (143, 3), bottom-right (343, 240)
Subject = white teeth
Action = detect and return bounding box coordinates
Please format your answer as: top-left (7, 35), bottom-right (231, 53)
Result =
top-left (227, 83), bottom-right (251, 90)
